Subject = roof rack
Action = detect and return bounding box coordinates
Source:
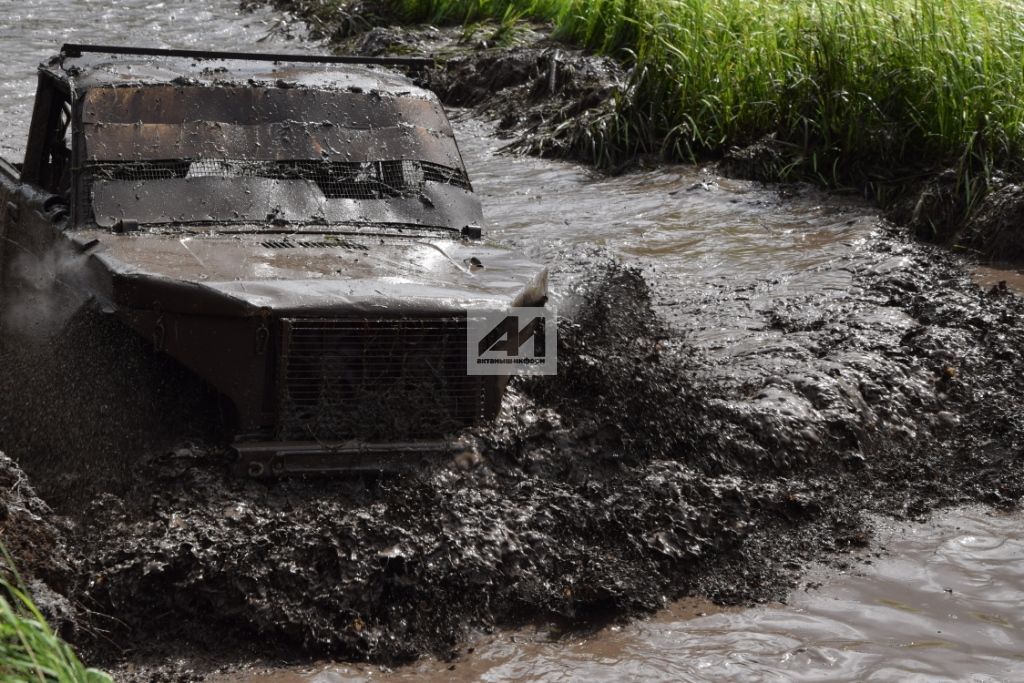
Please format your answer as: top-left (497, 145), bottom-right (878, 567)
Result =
top-left (59, 43), bottom-right (435, 69)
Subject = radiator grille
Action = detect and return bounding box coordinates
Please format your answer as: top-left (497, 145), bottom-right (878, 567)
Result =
top-left (278, 316), bottom-right (485, 441)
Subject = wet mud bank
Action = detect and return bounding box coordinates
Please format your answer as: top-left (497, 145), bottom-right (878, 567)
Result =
top-left (0, 452), bottom-right (77, 636)
top-left (238, 506), bottom-right (1024, 681)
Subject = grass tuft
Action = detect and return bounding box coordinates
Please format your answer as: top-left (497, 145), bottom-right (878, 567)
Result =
top-left (0, 551), bottom-right (110, 683)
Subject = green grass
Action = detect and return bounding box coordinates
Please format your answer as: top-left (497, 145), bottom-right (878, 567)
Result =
top-left (383, 0), bottom-right (1024, 211)
top-left (0, 558), bottom-right (110, 683)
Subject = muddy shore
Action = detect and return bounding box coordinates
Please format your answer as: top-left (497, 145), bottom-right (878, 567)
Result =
top-left (0, 5), bottom-right (1022, 682)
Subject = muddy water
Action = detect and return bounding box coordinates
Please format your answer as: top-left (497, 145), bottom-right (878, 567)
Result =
top-left (2, 2), bottom-right (1024, 681)
top-left (972, 264), bottom-right (1024, 294)
top-left (457, 119), bottom-right (879, 359)
top-left (0, 0), bottom-right (319, 160)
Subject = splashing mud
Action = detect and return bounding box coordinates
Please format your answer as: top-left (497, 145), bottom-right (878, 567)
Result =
top-left (1, 2), bottom-right (1024, 682)
top-left (0, 241), bottom-right (89, 339)
top-left (59, 247), bottom-right (1024, 681)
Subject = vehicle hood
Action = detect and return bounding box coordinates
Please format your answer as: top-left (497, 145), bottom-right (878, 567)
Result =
top-left (70, 229), bottom-right (547, 316)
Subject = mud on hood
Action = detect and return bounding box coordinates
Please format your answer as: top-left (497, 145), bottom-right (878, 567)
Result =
top-left (72, 229), bottom-right (547, 316)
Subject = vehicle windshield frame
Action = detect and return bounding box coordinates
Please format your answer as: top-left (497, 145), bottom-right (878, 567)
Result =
top-left (73, 83), bottom-right (480, 232)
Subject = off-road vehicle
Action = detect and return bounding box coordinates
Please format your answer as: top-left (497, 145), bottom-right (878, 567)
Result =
top-left (0, 44), bottom-right (548, 474)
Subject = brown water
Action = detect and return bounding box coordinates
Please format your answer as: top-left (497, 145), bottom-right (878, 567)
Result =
top-left (973, 265), bottom-right (1024, 294)
top-left (0, 0), bottom-right (318, 159)
top-left (456, 118), bottom-right (879, 364)
top-left (2, 2), bottom-right (1023, 681)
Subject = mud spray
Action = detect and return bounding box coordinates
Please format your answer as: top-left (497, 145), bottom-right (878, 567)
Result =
top-left (0, 244), bottom-right (222, 507)
top-left (1, 229), bottom-right (1022, 681)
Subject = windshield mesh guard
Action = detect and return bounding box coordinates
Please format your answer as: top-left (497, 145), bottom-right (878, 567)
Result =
top-left (80, 159), bottom-right (472, 224)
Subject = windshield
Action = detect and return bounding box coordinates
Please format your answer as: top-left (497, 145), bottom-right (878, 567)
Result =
top-left (77, 84), bottom-right (482, 231)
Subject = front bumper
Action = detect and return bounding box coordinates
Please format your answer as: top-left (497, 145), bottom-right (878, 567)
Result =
top-left (233, 438), bottom-right (455, 476)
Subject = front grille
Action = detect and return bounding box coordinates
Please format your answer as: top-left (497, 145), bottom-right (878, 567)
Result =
top-left (277, 316), bottom-right (485, 441)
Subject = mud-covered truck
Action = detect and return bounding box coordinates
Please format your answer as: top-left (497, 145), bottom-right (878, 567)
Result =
top-left (0, 44), bottom-right (548, 475)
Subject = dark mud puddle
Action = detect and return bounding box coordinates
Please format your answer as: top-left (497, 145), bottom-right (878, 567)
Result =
top-left (1, 3), bottom-right (1024, 682)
